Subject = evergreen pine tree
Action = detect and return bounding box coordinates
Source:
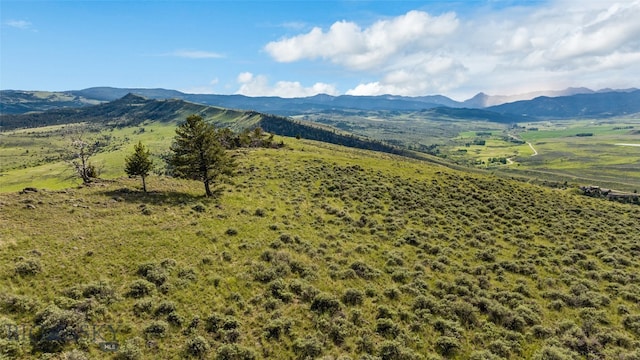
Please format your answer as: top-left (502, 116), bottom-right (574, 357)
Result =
top-left (125, 141), bottom-right (154, 192)
top-left (167, 115), bottom-right (235, 197)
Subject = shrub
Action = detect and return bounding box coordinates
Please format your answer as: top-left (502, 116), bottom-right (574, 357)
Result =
top-left (292, 336), bottom-right (323, 360)
top-left (435, 336), bottom-right (461, 357)
top-left (115, 337), bottom-right (143, 360)
top-left (623, 315), bottom-right (640, 335)
top-left (328, 318), bottom-right (350, 345)
top-left (167, 312), bottom-right (184, 327)
top-left (379, 341), bottom-right (401, 360)
top-left (341, 288), bottom-right (364, 306)
top-left (378, 340), bottom-right (422, 360)
top-left (132, 299), bottom-right (154, 317)
top-left (391, 269), bottom-right (410, 283)
top-left (0, 338), bottom-right (22, 358)
top-left (268, 279), bottom-right (293, 303)
top-left (183, 316), bottom-right (201, 335)
top-left (59, 349), bottom-right (89, 360)
top-left (137, 263), bottom-right (168, 286)
top-left (14, 258), bottom-right (42, 276)
top-left (154, 300), bottom-right (177, 316)
top-left (376, 305), bottom-right (394, 320)
top-left (376, 318), bottom-right (400, 338)
top-left (488, 339), bottom-right (512, 358)
top-left (126, 279), bottom-right (155, 298)
top-left (178, 268), bottom-right (198, 282)
top-left (31, 305), bottom-right (86, 352)
top-left (214, 344), bottom-right (256, 360)
top-left (0, 293), bottom-right (37, 314)
top-left (263, 319), bottom-right (285, 340)
top-left (350, 261), bottom-right (380, 279)
top-left (383, 287), bottom-right (401, 300)
top-left (452, 301), bottom-right (478, 327)
top-left (205, 313), bottom-right (223, 333)
top-left (532, 345), bottom-right (578, 360)
top-left (530, 325), bottom-right (553, 339)
top-left (185, 335), bottom-right (210, 358)
top-left (144, 320), bottom-right (168, 338)
top-left (310, 293), bottom-right (341, 315)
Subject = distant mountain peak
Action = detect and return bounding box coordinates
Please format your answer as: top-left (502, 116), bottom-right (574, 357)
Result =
top-left (120, 93), bottom-right (148, 101)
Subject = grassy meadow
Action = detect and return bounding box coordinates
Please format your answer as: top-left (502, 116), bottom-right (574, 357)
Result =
top-left (1, 134), bottom-right (640, 359)
top-left (440, 118), bottom-right (640, 192)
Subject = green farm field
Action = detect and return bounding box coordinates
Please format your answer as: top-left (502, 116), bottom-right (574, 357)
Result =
top-left (438, 118), bottom-right (640, 192)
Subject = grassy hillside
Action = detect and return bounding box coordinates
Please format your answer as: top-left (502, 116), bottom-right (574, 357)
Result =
top-left (1, 138), bottom-right (640, 359)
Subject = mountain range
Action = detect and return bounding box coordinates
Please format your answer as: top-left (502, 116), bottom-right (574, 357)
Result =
top-left (1, 87), bottom-right (639, 119)
top-left (0, 93), bottom-right (424, 161)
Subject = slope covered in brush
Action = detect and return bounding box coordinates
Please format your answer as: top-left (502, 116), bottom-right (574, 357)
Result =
top-left (1, 139), bottom-right (639, 359)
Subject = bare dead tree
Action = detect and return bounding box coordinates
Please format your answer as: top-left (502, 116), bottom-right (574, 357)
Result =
top-left (63, 125), bottom-right (106, 184)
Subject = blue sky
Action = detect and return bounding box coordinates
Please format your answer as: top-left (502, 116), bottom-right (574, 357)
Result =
top-left (1, 0), bottom-right (639, 100)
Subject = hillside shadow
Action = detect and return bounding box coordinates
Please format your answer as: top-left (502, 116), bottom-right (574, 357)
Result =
top-left (98, 187), bottom-right (222, 206)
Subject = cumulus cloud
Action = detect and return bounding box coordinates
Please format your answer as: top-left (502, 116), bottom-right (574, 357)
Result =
top-left (546, 2), bottom-right (640, 61)
top-left (265, 10), bottom-right (459, 70)
top-left (263, 2), bottom-right (640, 98)
top-left (235, 72), bottom-right (338, 98)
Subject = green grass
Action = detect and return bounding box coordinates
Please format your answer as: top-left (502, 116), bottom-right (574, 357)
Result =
top-left (433, 118), bottom-right (640, 191)
top-left (1, 137), bottom-right (640, 359)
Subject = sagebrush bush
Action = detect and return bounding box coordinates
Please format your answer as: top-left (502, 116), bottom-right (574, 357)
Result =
top-left (31, 304), bottom-right (86, 352)
top-left (623, 315), bottom-right (640, 335)
top-left (144, 320), bottom-right (168, 338)
top-left (185, 335), bottom-right (210, 358)
top-left (342, 288), bottom-right (364, 306)
top-left (532, 345), bottom-right (578, 360)
top-left (1, 293), bottom-right (37, 314)
top-left (0, 338), bottom-right (22, 358)
top-left (137, 262), bottom-right (168, 286)
top-left (436, 336), bottom-right (461, 357)
top-left (14, 258), bottom-right (42, 276)
top-left (154, 300), bottom-right (176, 316)
top-left (376, 318), bottom-right (401, 338)
top-left (127, 279), bottom-right (155, 298)
top-left (292, 336), bottom-right (323, 360)
top-left (311, 293), bottom-right (341, 315)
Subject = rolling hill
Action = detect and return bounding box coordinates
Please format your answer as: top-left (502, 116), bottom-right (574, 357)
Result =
top-left (0, 94), bottom-right (413, 161)
top-left (1, 83), bottom-right (640, 359)
top-left (488, 90), bottom-right (640, 119)
top-left (1, 135), bottom-right (639, 359)
top-left (3, 87), bottom-right (639, 119)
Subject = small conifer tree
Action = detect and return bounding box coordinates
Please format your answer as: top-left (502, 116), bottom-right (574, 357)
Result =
top-left (166, 115), bottom-right (235, 197)
top-left (125, 141), bottom-right (153, 192)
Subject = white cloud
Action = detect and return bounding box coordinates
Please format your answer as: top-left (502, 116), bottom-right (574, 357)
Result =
top-left (5, 19), bottom-right (32, 30)
top-left (347, 55), bottom-right (467, 96)
top-left (179, 78), bottom-right (221, 94)
top-left (265, 10), bottom-right (459, 70)
top-left (263, 2), bottom-right (640, 98)
top-left (236, 72), bottom-right (338, 98)
top-left (237, 72), bottom-right (254, 83)
top-left (167, 50), bottom-right (224, 59)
